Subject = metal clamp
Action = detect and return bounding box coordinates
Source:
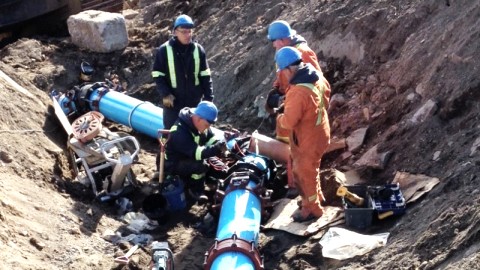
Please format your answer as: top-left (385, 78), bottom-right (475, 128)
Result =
top-left (203, 233), bottom-right (264, 270)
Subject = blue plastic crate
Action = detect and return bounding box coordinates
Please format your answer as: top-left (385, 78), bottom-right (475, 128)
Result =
top-left (369, 183), bottom-right (406, 218)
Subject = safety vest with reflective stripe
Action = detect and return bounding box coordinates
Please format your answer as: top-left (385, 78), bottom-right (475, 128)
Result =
top-left (296, 83), bottom-right (325, 126)
top-left (165, 42), bottom-right (200, 89)
top-left (166, 121), bottom-right (216, 181)
top-left (166, 123), bottom-right (217, 161)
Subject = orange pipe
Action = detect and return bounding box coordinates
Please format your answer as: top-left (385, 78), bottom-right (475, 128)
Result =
top-left (248, 131), bottom-right (290, 164)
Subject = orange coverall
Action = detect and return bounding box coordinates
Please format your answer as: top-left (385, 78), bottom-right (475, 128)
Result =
top-left (277, 65), bottom-right (331, 219)
top-left (274, 42), bottom-right (323, 142)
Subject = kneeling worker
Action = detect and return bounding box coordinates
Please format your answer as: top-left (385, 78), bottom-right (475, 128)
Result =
top-left (164, 101), bottom-right (226, 202)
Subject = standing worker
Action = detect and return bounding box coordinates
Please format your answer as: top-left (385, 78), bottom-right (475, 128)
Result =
top-left (265, 20), bottom-right (327, 198)
top-left (152, 14), bottom-right (214, 130)
top-left (265, 20), bottom-right (323, 142)
top-left (274, 47), bottom-right (331, 222)
top-left (164, 101), bottom-right (227, 202)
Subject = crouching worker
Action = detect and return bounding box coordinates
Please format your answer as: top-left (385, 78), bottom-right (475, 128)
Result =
top-left (274, 47), bottom-right (331, 222)
top-left (164, 101), bottom-right (227, 203)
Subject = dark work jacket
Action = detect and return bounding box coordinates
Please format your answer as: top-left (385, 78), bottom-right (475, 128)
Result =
top-left (153, 37), bottom-right (214, 111)
top-left (164, 108), bottom-right (220, 167)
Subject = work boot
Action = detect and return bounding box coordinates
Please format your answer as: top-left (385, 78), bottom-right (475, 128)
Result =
top-left (292, 203), bottom-right (323, 223)
top-left (285, 188), bottom-right (300, 199)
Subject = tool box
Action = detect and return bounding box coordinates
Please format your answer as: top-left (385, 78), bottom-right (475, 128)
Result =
top-left (342, 185), bottom-right (374, 230)
top-left (368, 183), bottom-right (406, 219)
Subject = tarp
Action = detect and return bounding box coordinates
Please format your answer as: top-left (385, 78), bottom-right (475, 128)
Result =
top-left (263, 198), bottom-right (344, 236)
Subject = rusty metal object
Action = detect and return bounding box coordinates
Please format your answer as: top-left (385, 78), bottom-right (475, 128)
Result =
top-left (72, 111), bottom-right (104, 143)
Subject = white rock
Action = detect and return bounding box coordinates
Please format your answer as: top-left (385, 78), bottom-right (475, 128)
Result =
top-left (67, 10), bottom-right (129, 53)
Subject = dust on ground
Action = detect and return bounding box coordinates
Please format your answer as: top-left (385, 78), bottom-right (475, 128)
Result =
top-left (1, 0), bottom-right (480, 269)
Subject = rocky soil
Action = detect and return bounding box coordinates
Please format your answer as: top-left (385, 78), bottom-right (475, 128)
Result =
top-left (1, 0), bottom-right (479, 269)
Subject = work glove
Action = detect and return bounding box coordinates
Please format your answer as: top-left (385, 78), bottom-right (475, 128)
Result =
top-left (275, 103), bottom-right (285, 114)
top-left (212, 141), bottom-right (228, 156)
top-left (265, 87), bottom-right (284, 115)
top-left (162, 94), bottom-right (175, 108)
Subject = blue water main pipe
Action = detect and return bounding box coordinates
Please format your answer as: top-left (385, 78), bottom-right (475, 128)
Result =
top-left (211, 181), bottom-right (261, 269)
top-left (89, 89), bottom-right (164, 138)
top-left (56, 85), bottom-right (225, 139)
top-left (205, 154), bottom-right (268, 270)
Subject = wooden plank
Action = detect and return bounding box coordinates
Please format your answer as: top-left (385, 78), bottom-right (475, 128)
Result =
top-left (52, 96), bottom-right (74, 136)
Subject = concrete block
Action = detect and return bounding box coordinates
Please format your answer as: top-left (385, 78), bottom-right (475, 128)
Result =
top-left (67, 10), bottom-right (128, 53)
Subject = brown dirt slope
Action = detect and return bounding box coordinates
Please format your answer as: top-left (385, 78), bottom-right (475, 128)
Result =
top-left (1, 0), bottom-right (479, 269)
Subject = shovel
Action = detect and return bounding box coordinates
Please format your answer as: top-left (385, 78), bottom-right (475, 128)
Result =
top-left (157, 129), bottom-right (171, 185)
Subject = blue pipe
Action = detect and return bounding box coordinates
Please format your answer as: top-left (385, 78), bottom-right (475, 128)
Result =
top-left (206, 153), bottom-right (270, 270)
top-left (89, 89), bottom-right (164, 139)
top-left (56, 84), bottom-right (227, 140)
top-left (211, 181), bottom-right (261, 270)
top-left (84, 88), bottom-right (225, 140)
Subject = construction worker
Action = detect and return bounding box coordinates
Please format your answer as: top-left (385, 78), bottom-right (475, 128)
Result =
top-left (152, 14), bottom-right (213, 129)
top-left (266, 20), bottom-right (326, 199)
top-left (266, 20), bottom-right (323, 142)
top-left (164, 101), bottom-right (226, 202)
top-left (274, 47), bottom-right (331, 222)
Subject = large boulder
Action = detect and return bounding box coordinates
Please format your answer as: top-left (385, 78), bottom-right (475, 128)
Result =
top-left (67, 10), bottom-right (128, 53)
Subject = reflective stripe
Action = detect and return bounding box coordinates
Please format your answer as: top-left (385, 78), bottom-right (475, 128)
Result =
top-left (276, 135), bottom-right (289, 143)
top-left (195, 146), bottom-right (205, 160)
top-left (165, 43), bottom-right (202, 88)
top-left (191, 173), bottom-right (205, 180)
top-left (205, 136), bottom-right (217, 146)
top-left (307, 194), bottom-right (317, 202)
top-left (191, 133), bottom-right (203, 160)
top-left (200, 68), bottom-right (211, 76)
top-left (152, 71), bottom-right (164, 78)
top-left (166, 44), bottom-right (177, 88)
top-left (297, 83), bottom-right (324, 126)
top-left (193, 44), bottom-right (200, 85)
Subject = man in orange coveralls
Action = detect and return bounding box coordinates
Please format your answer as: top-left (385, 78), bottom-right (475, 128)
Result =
top-left (275, 46), bottom-right (331, 222)
top-left (265, 20), bottom-right (323, 142)
top-left (265, 20), bottom-right (324, 199)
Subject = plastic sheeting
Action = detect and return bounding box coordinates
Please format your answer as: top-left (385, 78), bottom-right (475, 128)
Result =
top-left (319, 227), bottom-right (389, 260)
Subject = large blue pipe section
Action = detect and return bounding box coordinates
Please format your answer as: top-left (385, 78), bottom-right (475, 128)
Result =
top-left (212, 181), bottom-right (261, 269)
top-left (204, 154), bottom-right (268, 270)
top-left (89, 89), bottom-right (164, 139)
top-left (57, 83), bottom-right (229, 140)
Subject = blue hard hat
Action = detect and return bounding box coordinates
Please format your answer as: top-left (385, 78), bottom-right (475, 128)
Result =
top-left (267, 20), bottom-right (296, 41)
top-left (275, 47), bottom-right (302, 70)
top-left (193, 101), bottom-right (218, 124)
top-left (174, 14), bottom-right (194, 29)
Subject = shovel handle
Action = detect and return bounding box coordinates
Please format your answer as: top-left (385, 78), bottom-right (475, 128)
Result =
top-left (157, 129), bottom-right (171, 184)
